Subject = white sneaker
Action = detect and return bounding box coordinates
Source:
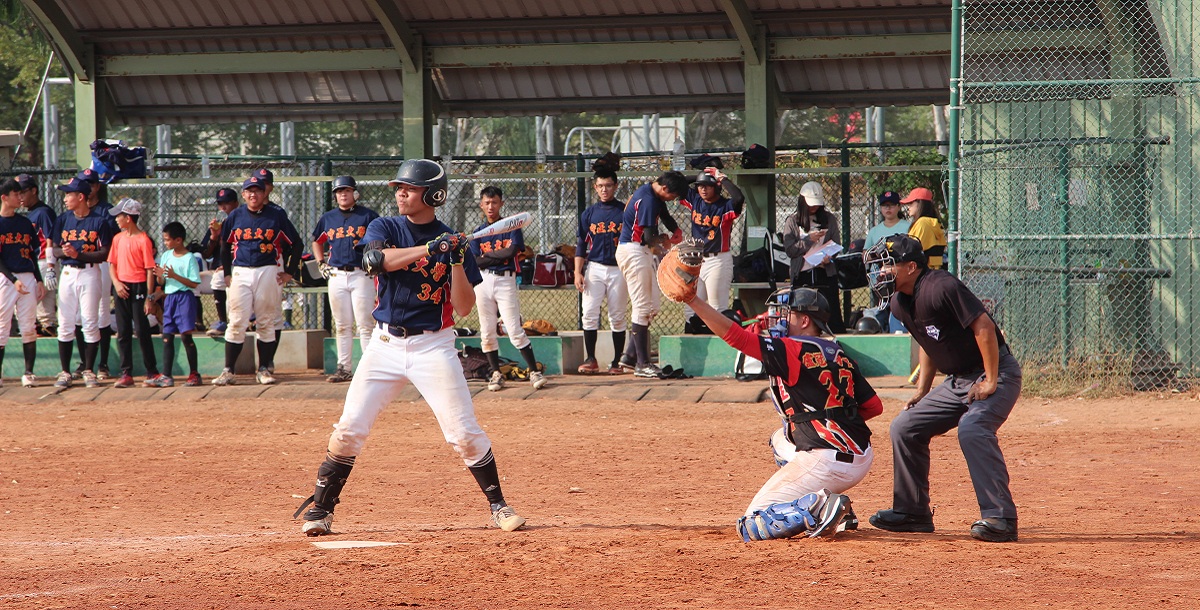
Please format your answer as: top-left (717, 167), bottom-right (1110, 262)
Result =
top-left (302, 512), bottom-right (333, 536)
top-left (21, 374), bottom-right (35, 388)
top-left (491, 505), bottom-right (526, 532)
top-left (487, 370), bottom-right (505, 392)
top-left (256, 367), bottom-right (277, 385)
top-left (82, 370), bottom-right (99, 388)
top-left (212, 369), bottom-right (236, 386)
top-left (54, 371), bottom-right (72, 389)
top-left (529, 370), bottom-right (547, 390)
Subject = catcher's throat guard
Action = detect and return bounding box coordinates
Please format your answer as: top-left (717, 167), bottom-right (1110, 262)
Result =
top-left (863, 238), bottom-right (899, 308)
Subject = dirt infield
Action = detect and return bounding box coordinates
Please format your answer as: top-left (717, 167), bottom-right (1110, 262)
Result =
top-left (2, 384), bottom-right (1198, 608)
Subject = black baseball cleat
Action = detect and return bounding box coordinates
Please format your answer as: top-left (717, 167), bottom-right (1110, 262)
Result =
top-left (869, 509), bottom-right (935, 533)
top-left (840, 507), bottom-right (859, 531)
top-left (970, 517), bottom-right (1018, 542)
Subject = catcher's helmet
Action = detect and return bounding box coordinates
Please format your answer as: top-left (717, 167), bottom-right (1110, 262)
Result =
top-left (389, 159), bottom-right (448, 208)
top-left (765, 287), bottom-right (834, 337)
top-left (855, 315), bottom-right (883, 334)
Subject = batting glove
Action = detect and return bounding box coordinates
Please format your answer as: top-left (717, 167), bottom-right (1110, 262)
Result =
top-left (43, 268), bottom-right (58, 291)
top-left (318, 261), bottom-right (333, 279)
top-left (427, 232), bottom-right (467, 256)
top-left (449, 241), bottom-right (468, 266)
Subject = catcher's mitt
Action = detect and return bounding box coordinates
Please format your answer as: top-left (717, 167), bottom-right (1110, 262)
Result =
top-left (657, 238), bottom-right (704, 303)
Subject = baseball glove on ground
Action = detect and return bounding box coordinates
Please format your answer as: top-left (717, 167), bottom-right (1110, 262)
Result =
top-left (657, 238), bottom-right (704, 303)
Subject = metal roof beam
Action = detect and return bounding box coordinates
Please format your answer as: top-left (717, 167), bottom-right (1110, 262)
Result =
top-left (97, 34), bottom-right (948, 77)
top-left (718, 0), bottom-right (760, 65)
top-left (362, 0), bottom-right (420, 73)
top-left (19, 0), bottom-right (90, 80)
top-left (123, 102), bottom-right (402, 119)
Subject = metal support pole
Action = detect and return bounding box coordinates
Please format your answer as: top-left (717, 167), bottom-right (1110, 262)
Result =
top-left (947, 0), bottom-right (963, 275)
top-left (576, 153), bottom-right (587, 328)
top-left (841, 145), bottom-right (852, 325)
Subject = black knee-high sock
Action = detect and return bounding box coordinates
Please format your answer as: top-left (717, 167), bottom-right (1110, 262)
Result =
top-left (518, 345), bottom-right (538, 370)
top-left (98, 327), bottom-right (112, 369)
top-left (58, 340), bottom-right (73, 372)
top-left (637, 324), bottom-right (652, 366)
top-left (182, 334), bottom-right (198, 375)
top-left (467, 450), bottom-right (506, 508)
top-left (214, 289), bottom-right (228, 323)
top-left (74, 328), bottom-right (84, 369)
top-left (299, 453), bottom-right (355, 516)
top-left (23, 342), bottom-right (36, 375)
top-left (630, 323), bottom-right (648, 366)
top-left (583, 329), bottom-right (597, 361)
top-left (83, 341), bottom-right (98, 371)
top-left (623, 329), bottom-right (637, 361)
top-left (275, 328), bottom-right (282, 343)
top-left (224, 341), bottom-right (243, 370)
top-left (0, 346), bottom-right (5, 377)
top-left (485, 350), bottom-right (501, 374)
top-left (257, 339), bottom-right (279, 369)
top-left (612, 331), bottom-right (626, 367)
top-left (162, 334), bottom-right (176, 377)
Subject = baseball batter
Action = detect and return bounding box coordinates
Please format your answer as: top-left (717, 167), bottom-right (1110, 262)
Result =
top-left (312, 176), bottom-right (379, 383)
top-left (50, 176), bottom-right (114, 389)
top-left (681, 284), bottom-right (883, 540)
top-left (15, 174), bottom-right (57, 336)
top-left (295, 158), bottom-right (526, 536)
top-left (615, 171), bottom-right (688, 378)
top-left (470, 186), bottom-right (546, 391)
top-left (0, 179), bottom-right (46, 387)
top-left (573, 166), bottom-right (627, 374)
top-left (213, 174), bottom-right (301, 386)
top-left (679, 166), bottom-right (744, 328)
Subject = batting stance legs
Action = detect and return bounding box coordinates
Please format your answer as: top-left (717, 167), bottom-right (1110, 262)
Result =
top-left (296, 328), bottom-right (524, 535)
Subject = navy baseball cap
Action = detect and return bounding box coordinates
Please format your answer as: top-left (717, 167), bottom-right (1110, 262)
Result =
top-left (874, 233), bottom-right (926, 265)
top-left (57, 177), bottom-right (93, 195)
top-left (878, 191), bottom-right (901, 205)
top-left (215, 188), bottom-right (237, 203)
top-left (242, 176), bottom-right (267, 190)
top-left (15, 174), bottom-right (37, 191)
top-left (76, 168), bottom-right (101, 183)
top-left (252, 168), bottom-right (274, 184)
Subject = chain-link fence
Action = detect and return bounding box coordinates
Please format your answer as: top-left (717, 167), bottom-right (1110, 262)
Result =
top-left (957, 0), bottom-right (1198, 391)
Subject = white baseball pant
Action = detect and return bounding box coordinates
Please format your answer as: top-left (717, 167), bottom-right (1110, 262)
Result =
top-left (0, 272), bottom-right (40, 347)
top-left (224, 265), bottom-right (282, 344)
top-left (97, 261), bottom-right (114, 332)
top-left (327, 326), bottom-right (492, 465)
top-left (209, 267), bottom-right (227, 291)
top-left (36, 259), bottom-right (56, 328)
top-left (57, 264), bottom-right (102, 343)
top-left (580, 263), bottom-right (628, 332)
top-left (328, 269), bottom-right (377, 368)
top-left (475, 272), bottom-right (530, 352)
top-left (615, 242), bottom-right (660, 326)
top-left (744, 427), bottom-right (874, 514)
top-left (684, 251), bottom-right (735, 318)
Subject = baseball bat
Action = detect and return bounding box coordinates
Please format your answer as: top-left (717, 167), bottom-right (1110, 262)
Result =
top-left (436, 212), bottom-right (534, 253)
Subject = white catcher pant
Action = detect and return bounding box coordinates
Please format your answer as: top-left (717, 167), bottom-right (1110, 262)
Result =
top-left (328, 269), bottom-right (376, 368)
top-left (224, 265), bottom-right (282, 344)
top-left (327, 327), bottom-right (492, 465)
top-left (0, 272), bottom-right (40, 347)
top-left (57, 264), bottom-right (102, 343)
top-left (37, 259), bottom-right (56, 328)
top-left (616, 242), bottom-right (660, 326)
top-left (684, 251), bottom-right (734, 318)
top-left (475, 272), bottom-right (530, 352)
top-left (745, 427), bottom-right (874, 515)
top-left (580, 263), bottom-right (628, 332)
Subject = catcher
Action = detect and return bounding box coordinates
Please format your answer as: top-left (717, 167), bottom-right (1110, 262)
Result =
top-left (658, 242), bottom-right (884, 540)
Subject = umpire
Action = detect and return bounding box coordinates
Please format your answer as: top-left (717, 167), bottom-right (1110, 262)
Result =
top-left (863, 234), bottom-right (1022, 542)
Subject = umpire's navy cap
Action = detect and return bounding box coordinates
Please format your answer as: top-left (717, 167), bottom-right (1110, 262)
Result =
top-left (242, 176), bottom-right (267, 190)
top-left (252, 168), bottom-right (274, 184)
top-left (76, 168), bottom-right (100, 183)
top-left (15, 174), bottom-right (37, 191)
top-left (215, 188), bottom-right (237, 203)
top-left (57, 177), bottom-right (92, 195)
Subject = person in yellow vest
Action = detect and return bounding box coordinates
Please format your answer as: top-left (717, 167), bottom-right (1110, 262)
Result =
top-left (900, 188), bottom-right (947, 270)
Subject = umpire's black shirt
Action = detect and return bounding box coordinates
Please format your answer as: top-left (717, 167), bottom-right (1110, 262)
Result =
top-left (890, 269), bottom-right (1007, 376)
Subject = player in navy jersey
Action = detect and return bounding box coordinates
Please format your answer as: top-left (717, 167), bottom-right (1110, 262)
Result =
top-left (312, 176), bottom-right (380, 382)
top-left (211, 175), bottom-right (302, 386)
top-left (573, 165), bottom-right (628, 374)
top-left (470, 185), bottom-right (546, 391)
top-left (0, 179), bottom-right (46, 386)
top-left (249, 168), bottom-right (293, 347)
top-left (72, 168), bottom-right (117, 379)
top-left (15, 173), bottom-right (57, 336)
top-left (615, 171), bottom-right (688, 378)
top-left (295, 158), bottom-right (527, 537)
top-left (201, 188), bottom-right (239, 337)
top-left (49, 176), bottom-right (115, 389)
top-left (679, 166), bottom-right (744, 331)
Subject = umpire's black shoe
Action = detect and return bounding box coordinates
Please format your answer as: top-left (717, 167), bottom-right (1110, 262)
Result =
top-left (869, 509), bottom-right (935, 533)
top-left (970, 517), bottom-right (1018, 542)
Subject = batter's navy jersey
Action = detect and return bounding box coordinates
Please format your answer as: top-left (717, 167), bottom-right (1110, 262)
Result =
top-left (365, 216), bottom-right (483, 332)
top-left (619, 183), bottom-right (671, 246)
top-left (469, 223), bottom-right (523, 273)
top-left (0, 214), bottom-right (39, 275)
top-left (221, 205), bottom-right (301, 268)
top-left (681, 192), bottom-right (741, 255)
top-left (24, 201), bottom-right (56, 259)
top-left (577, 200), bottom-right (624, 265)
top-left (51, 211), bottom-right (115, 266)
top-left (312, 206), bottom-right (381, 268)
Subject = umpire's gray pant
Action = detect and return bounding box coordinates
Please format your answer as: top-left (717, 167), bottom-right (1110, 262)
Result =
top-left (890, 347), bottom-right (1022, 520)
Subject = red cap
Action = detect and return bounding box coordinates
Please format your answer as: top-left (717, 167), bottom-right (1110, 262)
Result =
top-left (901, 187), bottom-right (935, 203)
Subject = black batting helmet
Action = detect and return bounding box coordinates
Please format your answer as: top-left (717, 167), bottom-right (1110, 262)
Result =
top-left (389, 159), bottom-right (448, 208)
top-left (855, 315), bottom-right (883, 334)
top-left (693, 171), bottom-right (719, 188)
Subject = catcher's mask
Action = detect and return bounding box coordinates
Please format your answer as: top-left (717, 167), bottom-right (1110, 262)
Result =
top-left (764, 287), bottom-right (834, 338)
top-left (863, 233), bottom-right (926, 308)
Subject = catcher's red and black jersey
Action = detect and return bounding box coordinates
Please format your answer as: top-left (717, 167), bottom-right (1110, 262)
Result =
top-left (758, 334), bottom-right (877, 454)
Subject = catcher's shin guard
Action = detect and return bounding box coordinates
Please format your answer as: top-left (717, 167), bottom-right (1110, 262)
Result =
top-left (294, 456), bottom-right (354, 522)
top-left (736, 493), bottom-right (823, 541)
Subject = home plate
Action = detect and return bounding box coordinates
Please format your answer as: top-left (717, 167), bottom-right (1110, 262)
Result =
top-left (311, 540), bottom-right (408, 549)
